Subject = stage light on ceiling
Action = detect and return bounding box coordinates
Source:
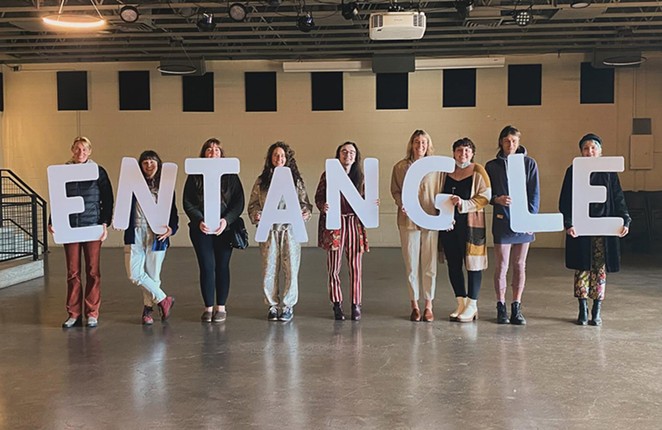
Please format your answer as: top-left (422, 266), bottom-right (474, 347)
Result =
top-left (341, 1), bottom-right (359, 20)
top-left (43, 0), bottom-right (106, 30)
top-left (119, 5), bottom-right (140, 23)
top-left (514, 9), bottom-right (532, 27)
top-left (197, 11), bottom-right (216, 31)
top-left (229, 3), bottom-right (248, 22)
top-left (297, 13), bottom-right (315, 32)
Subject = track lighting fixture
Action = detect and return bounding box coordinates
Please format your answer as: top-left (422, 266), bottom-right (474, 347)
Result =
top-left (196, 11), bottom-right (216, 31)
top-left (341, 1), bottom-right (359, 20)
top-left (297, 12), bottom-right (315, 32)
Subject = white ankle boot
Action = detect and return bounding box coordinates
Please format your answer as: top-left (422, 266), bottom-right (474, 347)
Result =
top-left (457, 299), bottom-right (478, 322)
top-left (449, 297), bottom-right (467, 321)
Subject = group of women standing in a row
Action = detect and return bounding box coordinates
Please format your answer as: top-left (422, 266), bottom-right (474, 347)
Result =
top-left (52, 128), bottom-right (630, 328)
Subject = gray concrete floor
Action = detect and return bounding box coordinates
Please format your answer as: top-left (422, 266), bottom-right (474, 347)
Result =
top-left (0, 247), bottom-right (661, 430)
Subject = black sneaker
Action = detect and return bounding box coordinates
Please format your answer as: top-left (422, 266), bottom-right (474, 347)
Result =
top-left (279, 307), bottom-right (293, 322)
top-left (268, 306), bottom-right (279, 321)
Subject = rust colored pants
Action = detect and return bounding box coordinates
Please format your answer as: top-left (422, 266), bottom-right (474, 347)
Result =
top-left (64, 240), bottom-right (102, 318)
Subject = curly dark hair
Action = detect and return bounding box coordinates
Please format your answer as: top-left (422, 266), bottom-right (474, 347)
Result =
top-left (258, 142), bottom-right (304, 190)
top-left (138, 150), bottom-right (163, 188)
top-left (335, 141), bottom-right (364, 190)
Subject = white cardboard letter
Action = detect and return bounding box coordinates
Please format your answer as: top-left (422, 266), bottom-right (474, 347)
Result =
top-left (47, 163), bottom-right (103, 244)
top-left (507, 154), bottom-right (563, 233)
top-left (185, 158), bottom-right (240, 233)
top-left (572, 156), bottom-right (625, 236)
top-left (325, 158), bottom-right (379, 229)
top-left (255, 167), bottom-right (308, 243)
top-left (401, 156), bottom-right (455, 231)
top-left (113, 157), bottom-right (178, 234)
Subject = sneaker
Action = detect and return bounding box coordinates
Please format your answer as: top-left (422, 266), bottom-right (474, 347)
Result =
top-left (86, 317), bottom-right (98, 328)
top-left (158, 296), bottom-right (175, 321)
top-left (212, 310), bottom-right (227, 323)
top-left (62, 317), bottom-right (81, 328)
top-left (201, 310), bottom-right (213, 323)
top-left (267, 306), bottom-right (279, 321)
top-left (279, 307), bottom-right (293, 322)
top-left (142, 306), bottom-right (154, 325)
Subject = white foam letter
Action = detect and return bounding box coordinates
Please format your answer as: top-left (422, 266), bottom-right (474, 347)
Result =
top-left (507, 154), bottom-right (563, 233)
top-left (401, 156), bottom-right (455, 231)
top-left (47, 163), bottom-right (103, 244)
top-left (113, 157), bottom-right (177, 234)
top-left (572, 156), bottom-right (625, 236)
top-left (325, 158), bottom-right (379, 229)
top-left (185, 158), bottom-right (240, 233)
top-left (255, 167), bottom-right (308, 243)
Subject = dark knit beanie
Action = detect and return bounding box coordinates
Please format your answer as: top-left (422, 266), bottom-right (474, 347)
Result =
top-left (579, 133), bottom-right (602, 149)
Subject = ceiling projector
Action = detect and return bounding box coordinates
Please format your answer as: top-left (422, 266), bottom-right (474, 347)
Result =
top-left (369, 11), bottom-right (426, 41)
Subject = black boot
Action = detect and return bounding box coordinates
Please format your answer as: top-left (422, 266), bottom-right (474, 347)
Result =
top-left (496, 302), bottom-right (510, 324)
top-left (589, 300), bottom-right (602, 326)
top-left (351, 304), bottom-right (362, 321)
top-left (510, 301), bottom-right (527, 325)
top-left (333, 302), bottom-right (345, 321)
top-left (577, 298), bottom-right (588, 325)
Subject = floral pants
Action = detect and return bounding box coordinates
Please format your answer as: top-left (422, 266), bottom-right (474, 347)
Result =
top-left (573, 237), bottom-right (606, 300)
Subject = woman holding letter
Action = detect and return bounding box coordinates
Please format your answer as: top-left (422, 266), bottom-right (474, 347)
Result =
top-left (124, 150), bottom-right (178, 325)
top-left (559, 133), bottom-right (630, 326)
top-left (315, 142), bottom-right (370, 321)
top-left (438, 138), bottom-right (491, 323)
top-left (49, 136), bottom-right (114, 328)
top-left (390, 130), bottom-right (441, 322)
top-left (183, 138), bottom-right (245, 323)
top-left (485, 126), bottom-right (540, 325)
top-left (248, 142), bottom-right (312, 322)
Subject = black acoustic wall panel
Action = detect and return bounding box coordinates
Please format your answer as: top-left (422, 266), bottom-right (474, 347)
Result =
top-left (443, 68), bottom-right (476, 108)
top-left (57, 71), bottom-right (88, 111)
top-left (376, 73), bottom-right (408, 110)
top-left (119, 71), bottom-right (150, 110)
top-left (0, 73), bottom-right (3, 112)
top-left (183, 73), bottom-right (214, 112)
top-left (245, 72), bottom-right (277, 112)
top-left (580, 62), bottom-right (614, 104)
top-left (311, 72), bottom-right (343, 111)
top-left (508, 64), bottom-right (542, 106)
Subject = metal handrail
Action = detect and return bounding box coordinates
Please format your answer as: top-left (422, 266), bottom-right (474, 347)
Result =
top-left (0, 169), bottom-right (48, 261)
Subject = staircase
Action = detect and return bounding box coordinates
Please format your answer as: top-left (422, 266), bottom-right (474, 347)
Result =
top-left (0, 169), bottom-right (47, 290)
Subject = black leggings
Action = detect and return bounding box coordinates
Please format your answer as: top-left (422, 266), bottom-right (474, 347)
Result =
top-left (190, 226), bottom-right (233, 307)
top-left (439, 225), bottom-right (482, 300)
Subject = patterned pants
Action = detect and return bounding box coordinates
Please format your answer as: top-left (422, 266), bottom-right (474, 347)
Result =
top-left (573, 237), bottom-right (606, 300)
top-left (327, 215), bottom-right (363, 305)
top-left (260, 228), bottom-right (300, 308)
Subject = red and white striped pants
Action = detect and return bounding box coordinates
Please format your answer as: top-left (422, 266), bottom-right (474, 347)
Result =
top-left (326, 214), bottom-right (364, 305)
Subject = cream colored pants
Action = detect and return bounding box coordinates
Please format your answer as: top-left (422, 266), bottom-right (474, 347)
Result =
top-left (399, 228), bottom-right (438, 301)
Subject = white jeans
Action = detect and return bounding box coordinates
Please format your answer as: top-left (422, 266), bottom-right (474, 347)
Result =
top-left (260, 229), bottom-right (300, 308)
top-left (124, 223), bottom-right (167, 306)
top-left (399, 228), bottom-right (438, 301)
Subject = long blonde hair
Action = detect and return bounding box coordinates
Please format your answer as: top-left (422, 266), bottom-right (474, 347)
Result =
top-left (406, 130), bottom-right (434, 160)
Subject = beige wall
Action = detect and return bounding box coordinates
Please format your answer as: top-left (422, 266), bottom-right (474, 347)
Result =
top-left (2, 53), bottom-right (661, 248)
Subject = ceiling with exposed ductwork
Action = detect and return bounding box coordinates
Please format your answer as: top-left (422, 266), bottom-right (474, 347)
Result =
top-left (0, 0), bottom-right (660, 65)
